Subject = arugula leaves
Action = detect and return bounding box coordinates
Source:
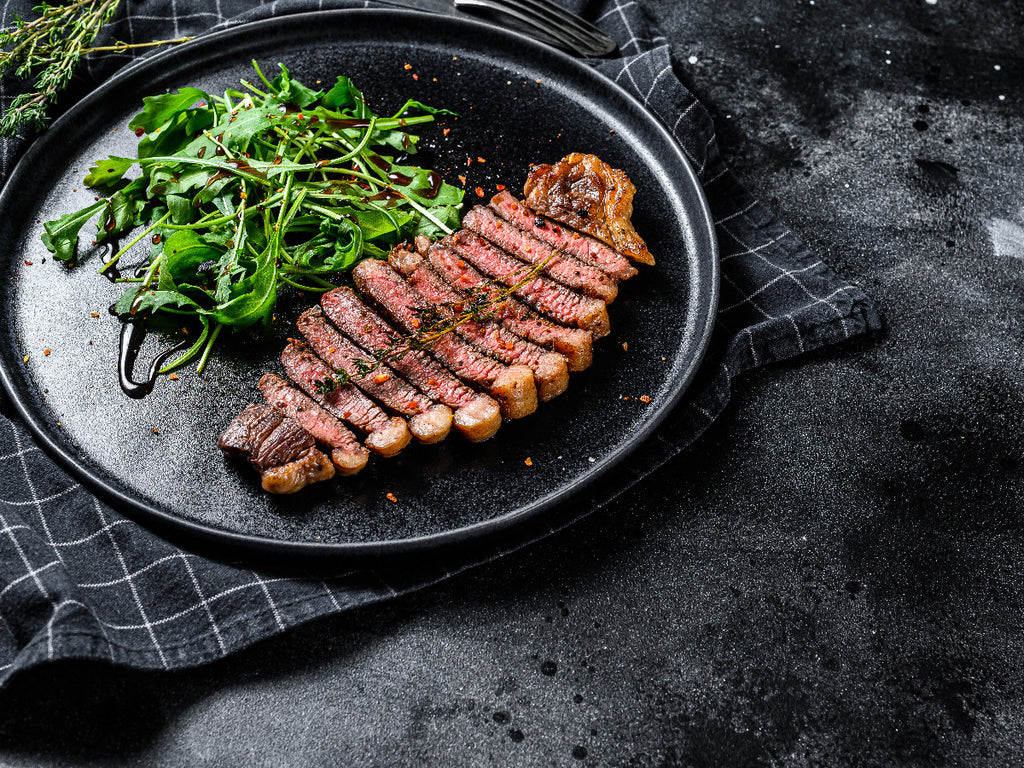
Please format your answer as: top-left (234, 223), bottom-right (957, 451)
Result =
top-left (40, 61), bottom-right (463, 376)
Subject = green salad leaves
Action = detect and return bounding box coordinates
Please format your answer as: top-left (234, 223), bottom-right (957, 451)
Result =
top-left (41, 61), bottom-right (463, 375)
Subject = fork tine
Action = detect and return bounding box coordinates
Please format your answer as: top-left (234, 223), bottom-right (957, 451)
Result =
top-left (454, 0), bottom-right (583, 52)
top-left (515, 0), bottom-right (616, 54)
top-left (454, 0), bottom-right (616, 57)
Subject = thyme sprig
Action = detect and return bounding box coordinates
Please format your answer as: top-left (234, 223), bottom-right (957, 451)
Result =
top-left (313, 252), bottom-right (559, 394)
top-left (0, 0), bottom-right (191, 136)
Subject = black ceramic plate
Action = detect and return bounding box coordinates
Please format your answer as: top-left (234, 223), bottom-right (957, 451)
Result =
top-left (0, 10), bottom-right (717, 559)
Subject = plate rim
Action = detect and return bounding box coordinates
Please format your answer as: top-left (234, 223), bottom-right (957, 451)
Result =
top-left (0, 8), bottom-right (719, 560)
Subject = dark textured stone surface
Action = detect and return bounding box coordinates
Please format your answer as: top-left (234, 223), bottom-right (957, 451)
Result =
top-left (2, 0), bottom-right (1024, 765)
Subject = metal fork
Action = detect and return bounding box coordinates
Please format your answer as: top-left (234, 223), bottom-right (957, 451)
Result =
top-left (452, 0), bottom-right (617, 57)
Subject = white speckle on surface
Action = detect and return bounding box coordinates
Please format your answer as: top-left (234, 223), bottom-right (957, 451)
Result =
top-left (588, 457), bottom-right (596, 463)
top-left (994, 64), bottom-right (1001, 71)
top-left (925, 0), bottom-right (937, 5)
top-left (999, 94), bottom-right (1006, 101)
top-left (687, 54), bottom-right (698, 64)
top-left (886, 49), bottom-right (891, 54)
top-left (885, 59), bottom-right (892, 64)
top-left (988, 212), bottom-right (1024, 260)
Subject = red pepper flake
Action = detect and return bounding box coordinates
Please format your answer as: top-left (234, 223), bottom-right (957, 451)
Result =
top-left (622, 396), bottom-right (630, 401)
top-left (466, 157), bottom-right (473, 166)
top-left (90, 312), bottom-right (99, 318)
top-left (23, 260), bottom-right (32, 266)
top-left (412, 73), bottom-right (419, 81)
top-left (496, 184), bottom-right (506, 191)
top-left (169, 374), bottom-right (179, 381)
top-left (373, 373), bottom-right (391, 384)
top-left (386, 492), bottom-right (398, 503)
top-left (43, 349), bottom-right (51, 356)
top-left (152, 428), bottom-right (159, 434)
top-left (458, 174), bottom-right (467, 184)
top-left (640, 395), bottom-right (651, 404)
top-left (524, 457), bottom-right (533, 466)
top-left (134, 127), bottom-right (145, 137)
top-left (609, 129), bottom-right (615, 134)
top-left (343, 411), bottom-right (352, 419)
top-left (428, 378), bottom-right (439, 386)
top-left (622, 342), bottom-right (628, 351)
top-left (474, 186), bottom-right (484, 197)
top-left (443, 128), bottom-right (451, 136)
top-left (404, 63), bottom-right (412, 69)
top-left (536, 79), bottom-right (542, 84)
top-left (407, 400), bottom-right (419, 410)
top-left (476, 156), bottom-right (486, 163)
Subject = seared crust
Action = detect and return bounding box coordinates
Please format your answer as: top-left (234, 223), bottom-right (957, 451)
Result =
top-left (524, 153), bottom-right (653, 265)
top-left (261, 448), bottom-right (335, 494)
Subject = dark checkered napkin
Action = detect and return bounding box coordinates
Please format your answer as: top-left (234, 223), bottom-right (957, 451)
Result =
top-left (0, 0), bottom-right (879, 683)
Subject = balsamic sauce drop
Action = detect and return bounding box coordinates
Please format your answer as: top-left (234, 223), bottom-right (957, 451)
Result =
top-left (117, 320), bottom-right (190, 399)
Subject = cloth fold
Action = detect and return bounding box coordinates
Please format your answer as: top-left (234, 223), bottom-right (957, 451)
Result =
top-left (0, 0), bottom-right (880, 686)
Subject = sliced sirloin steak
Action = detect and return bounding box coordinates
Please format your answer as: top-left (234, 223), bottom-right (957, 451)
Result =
top-left (426, 243), bottom-right (594, 372)
top-left (281, 341), bottom-right (412, 458)
top-left (352, 258), bottom-right (538, 420)
top-left (258, 373), bottom-right (369, 476)
top-left (319, 287), bottom-right (502, 443)
top-left (389, 246), bottom-right (569, 402)
top-left (297, 306), bottom-right (454, 445)
top-left (462, 205), bottom-right (618, 303)
top-left (444, 230), bottom-right (610, 338)
top-left (489, 190), bottom-right (637, 281)
top-left (217, 403), bottom-right (335, 494)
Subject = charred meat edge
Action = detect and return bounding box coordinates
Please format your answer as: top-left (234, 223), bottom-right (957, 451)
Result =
top-left (281, 341), bottom-right (412, 458)
top-left (320, 287), bottom-right (502, 442)
top-left (390, 246), bottom-right (569, 402)
top-left (297, 307), bottom-right (453, 445)
top-left (352, 258), bottom-right (538, 420)
top-left (258, 373), bottom-right (369, 475)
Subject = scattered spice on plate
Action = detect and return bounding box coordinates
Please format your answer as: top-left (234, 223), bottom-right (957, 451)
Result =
top-left (524, 457), bottom-right (533, 467)
top-left (386, 492), bottom-right (398, 503)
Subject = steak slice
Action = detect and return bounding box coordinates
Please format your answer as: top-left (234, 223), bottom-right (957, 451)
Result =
top-left (258, 373), bottom-right (369, 476)
top-left (281, 341), bottom-right (412, 457)
top-left (352, 258), bottom-right (538, 420)
top-left (490, 191), bottom-right (638, 281)
top-left (463, 205), bottom-right (618, 303)
top-left (218, 404), bottom-right (335, 494)
top-left (390, 247), bottom-right (569, 402)
top-left (427, 244), bottom-right (593, 372)
top-left (320, 288), bottom-right (501, 442)
top-left (297, 307), bottom-right (453, 445)
top-left (444, 230), bottom-right (610, 338)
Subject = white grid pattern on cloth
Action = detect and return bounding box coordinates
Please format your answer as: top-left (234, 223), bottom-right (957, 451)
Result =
top-left (0, 0), bottom-right (880, 684)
